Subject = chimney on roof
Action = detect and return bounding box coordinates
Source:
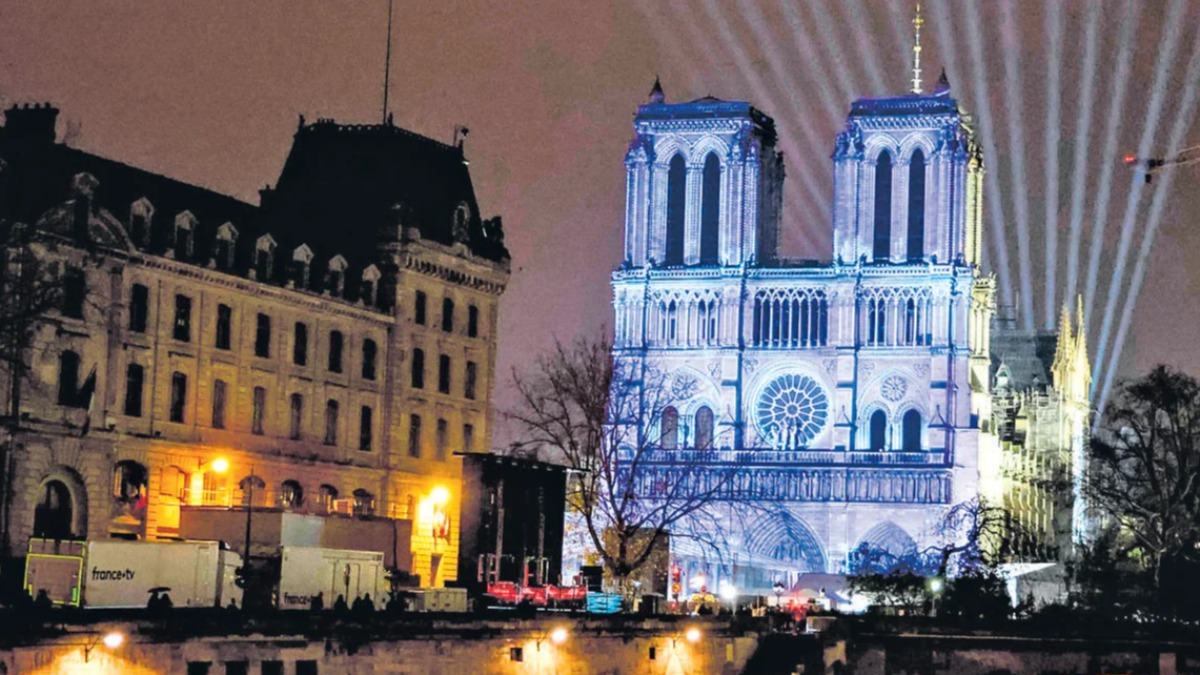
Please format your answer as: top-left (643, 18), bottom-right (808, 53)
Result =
top-left (4, 103), bottom-right (59, 144)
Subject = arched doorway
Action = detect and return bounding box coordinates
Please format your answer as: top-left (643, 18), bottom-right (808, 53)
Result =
top-left (745, 511), bottom-right (827, 576)
top-left (33, 471), bottom-right (85, 540)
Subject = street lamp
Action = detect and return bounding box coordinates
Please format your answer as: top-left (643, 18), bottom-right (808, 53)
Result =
top-left (684, 627), bottom-right (702, 644)
top-left (82, 631), bottom-right (124, 662)
top-left (549, 626), bottom-right (568, 645)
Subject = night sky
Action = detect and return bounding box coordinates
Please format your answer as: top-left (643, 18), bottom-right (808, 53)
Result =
top-left (2, 1), bottom-right (1198, 442)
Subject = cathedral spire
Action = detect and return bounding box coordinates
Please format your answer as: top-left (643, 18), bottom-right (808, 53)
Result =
top-left (911, 3), bottom-right (924, 94)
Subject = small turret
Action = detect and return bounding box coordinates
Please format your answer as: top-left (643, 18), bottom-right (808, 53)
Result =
top-left (648, 76), bottom-right (665, 104)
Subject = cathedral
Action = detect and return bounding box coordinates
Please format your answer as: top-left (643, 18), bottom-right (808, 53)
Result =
top-left (610, 64), bottom-right (1088, 589)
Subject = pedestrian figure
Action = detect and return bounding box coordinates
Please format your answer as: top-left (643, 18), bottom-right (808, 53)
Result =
top-left (34, 589), bottom-right (52, 613)
top-left (310, 591), bottom-right (324, 612)
top-left (361, 593), bottom-right (375, 614)
top-left (333, 594), bottom-right (348, 614)
top-left (160, 593), bottom-right (174, 610)
top-left (147, 590), bottom-right (161, 611)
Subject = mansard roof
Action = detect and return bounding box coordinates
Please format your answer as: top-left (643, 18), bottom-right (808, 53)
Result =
top-left (990, 327), bottom-right (1059, 392)
top-left (262, 118), bottom-right (509, 264)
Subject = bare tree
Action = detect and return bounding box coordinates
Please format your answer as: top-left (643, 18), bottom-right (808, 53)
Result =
top-left (924, 496), bottom-right (1022, 577)
top-left (1086, 365), bottom-right (1200, 595)
top-left (508, 335), bottom-right (735, 592)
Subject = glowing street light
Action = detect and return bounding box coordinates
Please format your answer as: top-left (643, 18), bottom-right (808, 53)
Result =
top-left (685, 627), bottom-right (702, 644)
top-left (211, 457), bottom-right (230, 474)
top-left (549, 626), bottom-right (568, 645)
top-left (82, 631), bottom-right (124, 662)
top-left (431, 485), bottom-right (450, 506)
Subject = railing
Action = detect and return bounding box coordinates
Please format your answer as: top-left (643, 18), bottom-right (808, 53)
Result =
top-left (620, 448), bottom-right (947, 466)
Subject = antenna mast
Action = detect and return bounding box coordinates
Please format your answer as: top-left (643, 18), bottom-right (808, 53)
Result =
top-left (911, 3), bottom-right (924, 94)
top-left (382, 0), bottom-right (394, 124)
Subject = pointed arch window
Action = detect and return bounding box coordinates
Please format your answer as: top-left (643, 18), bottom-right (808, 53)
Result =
top-left (907, 149), bottom-right (926, 260)
top-left (661, 406), bottom-right (679, 450)
top-left (868, 409), bottom-right (887, 451)
top-left (699, 153), bottom-right (721, 264)
top-left (695, 406), bottom-right (714, 449)
top-left (873, 151), bottom-right (893, 261)
top-left (901, 410), bottom-right (922, 451)
top-left (664, 154), bottom-right (686, 266)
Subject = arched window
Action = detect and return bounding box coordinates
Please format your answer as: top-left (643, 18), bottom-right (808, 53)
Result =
top-left (700, 153), bottom-right (721, 264)
top-left (664, 154), bottom-right (686, 266)
top-left (868, 410), bottom-right (887, 451)
top-left (319, 484), bottom-right (338, 512)
top-left (352, 488), bottom-right (375, 516)
top-left (907, 149), bottom-right (926, 260)
top-left (904, 298), bottom-right (917, 346)
top-left (281, 480), bottom-right (304, 508)
top-left (112, 460), bottom-right (148, 503)
top-left (33, 479), bottom-right (75, 539)
top-left (695, 406), bottom-right (714, 449)
top-left (661, 406), bottom-right (679, 450)
top-left (238, 475), bottom-right (266, 506)
top-left (873, 150), bottom-right (893, 261)
top-left (901, 410), bottom-right (922, 451)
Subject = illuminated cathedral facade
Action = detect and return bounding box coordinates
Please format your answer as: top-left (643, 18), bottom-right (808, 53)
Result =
top-left (610, 75), bottom-right (1008, 583)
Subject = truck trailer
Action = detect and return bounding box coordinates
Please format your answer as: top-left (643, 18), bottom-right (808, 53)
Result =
top-left (24, 539), bottom-right (243, 609)
top-left (277, 546), bottom-right (386, 610)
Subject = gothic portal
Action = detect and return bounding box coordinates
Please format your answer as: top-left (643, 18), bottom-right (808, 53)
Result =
top-left (611, 76), bottom-right (996, 586)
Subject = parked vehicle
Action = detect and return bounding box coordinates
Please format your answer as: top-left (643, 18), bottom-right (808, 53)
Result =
top-left (277, 546), bottom-right (386, 610)
top-left (23, 538), bottom-right (242, 609)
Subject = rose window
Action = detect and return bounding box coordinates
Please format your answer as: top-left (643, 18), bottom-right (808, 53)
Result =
top-left (881, 375), bottom-right (908, 402)
top-left (756, 373), bottom-right (829, 449)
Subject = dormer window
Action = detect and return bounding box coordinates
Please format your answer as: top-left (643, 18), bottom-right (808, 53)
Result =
top-left (254, 234), bottom-right (277, 281)
top-left (326, 255), bottom-right (348, 297)
top-left (360, 264), bottom-right (381, 307)
top-left (173, 211), bottom-right (197, 260)
top-left (452, 202), bottom-right (471, 242)
top-left (291, 244), bottom-right (314, 289)
top-left (214, 222), bottom-right (238, 270)
top-left (129, 198), bottom-right (154, 246)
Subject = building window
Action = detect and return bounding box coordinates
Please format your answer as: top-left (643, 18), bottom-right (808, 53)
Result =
top-left (61, 268), bottom-right (85, 318)
top-left (254, 235), bottom-right (275, 281)
top-left (902, 409), bottom-right (922, 451)
top-left (280, 480), bottom-right (303, 509)
top-left (869, 409), bottom-right (887, 451)
top-left (169, 372), bottom-right (187, 423)
top-left (129, 283), bottom-right (149, 333)
top-left (436, 418), bottom-right (448, 461)
top-left (293, 322), bottom-right (308, 365)
top-left (251, 386), bottom-right (267, 435)
top-left (873, 150), bottom-right (893, 261)
top-left (215, 304), bottom-right (232, 350)
top-left (261, 662), bottom-right (284, 675)
top-left (214, 223), bottom-right (237, 270)
top-left (318, 485), bottom-right (338, 513)
top-left (295, 661), bottom-right (318, 675)
top-left (124, 364), bottom-right (144, 417)
top-left (173, 294), bottom-right (192, 342)
top-left (186, 662), bottom-right (211, 675)
top-left (212, 379), bottom-right (228, 429)
top-left (463, 423), bottom-right (475, 453)
top-left (328, 330), bottom-right (344, 373)
top-left (465, 361), bottom-right (477, 400)
top-left (359, 406), bottom-right (373, 451)
top-left (438, 354), bottom-right (451, 394)
top-left (661, 406), bottom-right (679, 450)
top-left (352, 489), bottom-right (374, 516)
top-left (414, 290), bottom-right (427, 325)
top-left (289, 393), bottom-right (303, 439)
top-left (411, 348), bottom-right (425, 389)
top-left (700, 152), bottom-right (721, 264)
top-left (174, 213), bottom-right (195, 260)
top-left (468, 305), bottom-right (479, 338)
top-left (907, 149), bottom-right (926, 260)
top-left (664, 154), bottom-right (686, 266)
top-left (130, 212), bottom-right (149, 246)
top-left (291, 245), bottom-right (312, 289)
top-left (695, 406), bottom-right (714, 449)
top-left (362, 339), bottom-right (378, 380)
top-left (255, 313), bottom-right (271, 358)
top-left (408, 414), bottom-right (421, 458)
top-left (442, 298), bottom-right (454, 332)
top-left (324, 400), bottom-right (339, 445)
top-left (360, 278), bottom-right (376, 308)
top-left (57, 351), bottom-right (81, 406)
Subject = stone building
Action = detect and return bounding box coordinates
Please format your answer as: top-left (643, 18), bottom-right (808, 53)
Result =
top-left (0, 103), bottom-right (509, 588)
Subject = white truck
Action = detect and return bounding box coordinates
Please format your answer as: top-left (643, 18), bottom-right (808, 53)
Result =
top-left (24, 539), bottom-right (242, 609)
top-left (277, 546), bottom-right (387, 610)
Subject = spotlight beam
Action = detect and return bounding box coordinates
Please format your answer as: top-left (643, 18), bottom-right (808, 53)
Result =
top-left (1081, 0), bottom-right (1145, 322)
top-left (776, 1), bottom-right (845, 126)
top-left (1093, 0), bottom-right (1188, 387)
top-left (1042, 1), bottom-right (1063, 329)
top-left (960, 0), bottom-right (1015, 310)
top-left (803, 0), bottom-right (883, 98)
top-left (999, 0), bottom-right (1035, 329)
top-left (1098, 23), bottom-right (1200, 409)
top-left (1063, 2), bottom-right (1102, 316)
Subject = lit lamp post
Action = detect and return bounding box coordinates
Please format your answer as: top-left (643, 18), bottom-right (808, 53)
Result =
top-left (81, 631), bottom-right (124, 662)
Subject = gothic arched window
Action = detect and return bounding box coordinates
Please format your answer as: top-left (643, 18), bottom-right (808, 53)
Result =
top-left (694, 406), bottom-right (714, 449)
top-left (699, 153), bottom-right (721, 265)
top-left (664, 154), bottom-right (686, 266)
top-left (661, 406), bottom-right (679, 450)
top-left (901, 409), bottom-right (922, 451)
top-left (873, 151), bottom-right (893, 261)
top-left (904, 298), bottom-right (917, 346)
top-left (869, 409), bottom-right (887, 451)
top-left (907, 149), bottom-right (926, 260)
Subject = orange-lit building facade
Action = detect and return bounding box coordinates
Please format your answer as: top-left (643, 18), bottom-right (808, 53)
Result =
top-left (0, 104), bottom-right (510, 587)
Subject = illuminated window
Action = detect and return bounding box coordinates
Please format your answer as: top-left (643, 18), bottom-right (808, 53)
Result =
top-left (173, 294), bottom-right (192, 342)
